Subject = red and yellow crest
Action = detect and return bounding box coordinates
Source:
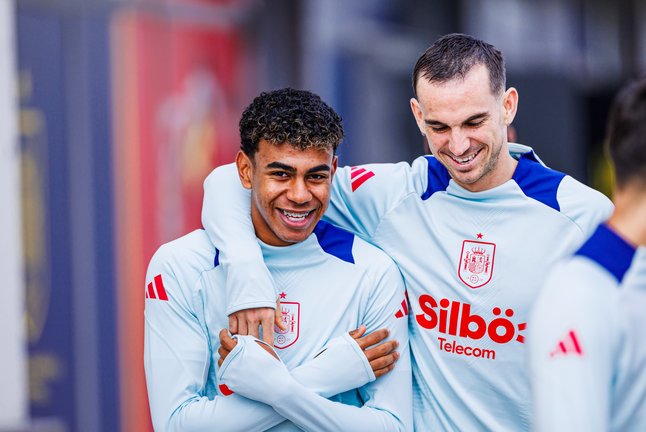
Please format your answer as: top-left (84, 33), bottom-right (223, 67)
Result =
top-left (458, 240), bottom-right (496, 288)
top-left (274, 302), bottom-right (300, 349)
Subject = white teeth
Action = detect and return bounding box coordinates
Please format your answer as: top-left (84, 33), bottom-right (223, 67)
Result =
top-left (281, 210), bottom-right (310, 220)
top-left (453, 153), bottom-right (476, 164)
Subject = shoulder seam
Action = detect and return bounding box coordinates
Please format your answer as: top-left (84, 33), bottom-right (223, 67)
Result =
top-left (421, 155), bottom-right (451, 200)
top-left (154, 242), bottom-right (219, 308)
top-left (372, 190), bottom-right (420, 240)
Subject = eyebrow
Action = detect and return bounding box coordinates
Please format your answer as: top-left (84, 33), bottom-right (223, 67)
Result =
top-left (266, 162), bottom-right (331, 174)
top-left (425, 112), bottom-right (489, 127)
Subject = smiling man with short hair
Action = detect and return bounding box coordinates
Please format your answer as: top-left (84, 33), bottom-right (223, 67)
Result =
top-left (144, 88), bottom-right (412, 431)
top-left (201, 34), bottom-right (614, 430)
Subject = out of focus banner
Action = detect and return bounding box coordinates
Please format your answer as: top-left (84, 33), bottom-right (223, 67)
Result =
top-left (111, 10), bottom-right (245, 431)
top-left (0, 0), bottom-right (27, 427)
top-left (17, 12), bottom-right (75, 428)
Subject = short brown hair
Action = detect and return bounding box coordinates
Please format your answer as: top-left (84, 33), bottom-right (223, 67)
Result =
top-left (412, 33), bottom-right (506, 97)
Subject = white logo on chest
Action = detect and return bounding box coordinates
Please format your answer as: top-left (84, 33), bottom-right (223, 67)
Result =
top-left (458, 240), bottom-right (496, 288)
top-left (274, 302), bottom-right (300, 349)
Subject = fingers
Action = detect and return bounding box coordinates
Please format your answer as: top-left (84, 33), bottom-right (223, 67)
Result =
top-left (355, 328), bottom-right (389, 350)
top-left (364, 339), bottom-right (398, 361)
top-left (274, 301), bottom-right (287, 332)
top-left (350, 326), bottom-right (401, 377)
top-left (218, 328), bottom-right (237, 367)
top-left (261, 315), bottom-right (275, 345)
top-left (237, 319), bottom-right (248, 336)
top-left (217, 345), bottom-right (229, 367)
top-left (349, 324), bottom-right (367, 339)
top-left (373, 363), bottom-right (397, 378)
top-left (248, 321), bottom-right (260, 339)
top-left (219, 328), bottom-right (238, 351)
top-left (369, 349), bottom-right (399, 372)
top-left (229, 315), bottom-right (238, 335)
top-left (217, 344), bottom-right (229, 359)
top-left (228, 308), bottom-right (278, 343)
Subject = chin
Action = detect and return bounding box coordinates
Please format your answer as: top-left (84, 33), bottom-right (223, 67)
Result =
top-left (278, 231), bottom-right (311, 244)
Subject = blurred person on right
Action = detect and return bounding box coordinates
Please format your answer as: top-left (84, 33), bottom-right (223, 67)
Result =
top-left (529, 77), bottom-right (646, 431)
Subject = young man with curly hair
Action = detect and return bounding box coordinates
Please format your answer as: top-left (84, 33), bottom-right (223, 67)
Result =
top-left (144, 88), bottom-right (412, 431)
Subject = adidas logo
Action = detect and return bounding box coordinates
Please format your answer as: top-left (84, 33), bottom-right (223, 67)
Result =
top-left (395, 298), bottom-right (409, 319)
top-left (350, 166), bottom-right (375, 192)
top-left (549, 329), bottom-right (583, 358)
top-left (145, 274), bottom-right (169, 301)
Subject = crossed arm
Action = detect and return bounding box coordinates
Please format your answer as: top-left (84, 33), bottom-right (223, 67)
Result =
top-left (218, 325), bottom-right (400, 378)
top-left (144, 257), bottom-right (404, 431)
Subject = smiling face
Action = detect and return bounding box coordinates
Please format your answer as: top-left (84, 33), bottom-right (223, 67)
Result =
top-left (410, 64), bottom-right (519, 192)
top-left (237, 139), bottom-right (337, 246)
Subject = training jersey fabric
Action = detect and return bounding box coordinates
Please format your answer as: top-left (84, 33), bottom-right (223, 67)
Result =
top-left (201, 146), bottom-right (613, 431)
top-left (530, 224), bottom-right (646, 432)
top-left (144, 225), bottom-right (411, 431)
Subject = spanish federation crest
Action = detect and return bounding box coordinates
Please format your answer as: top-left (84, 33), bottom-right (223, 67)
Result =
top-left (458, 240), bottom-right (496, 289)
top-left (274, 302), bottom-right (300, 349)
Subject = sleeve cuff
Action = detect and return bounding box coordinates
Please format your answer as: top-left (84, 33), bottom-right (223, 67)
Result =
top-left (226, 300), bottom-right (277, 315)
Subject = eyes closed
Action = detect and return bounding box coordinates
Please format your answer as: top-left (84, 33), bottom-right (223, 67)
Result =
top-left (428, 118), bottom-right (486, 134)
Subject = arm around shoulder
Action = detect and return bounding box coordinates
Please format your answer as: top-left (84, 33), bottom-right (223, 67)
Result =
top-left (202, 164), bottom-right (277, 315)
top-left (325, 157), bottom-right (431, 240)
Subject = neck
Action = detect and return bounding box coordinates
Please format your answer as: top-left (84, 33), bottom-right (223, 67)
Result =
top-left (607, 183), bottom-right (646, 247)
top-left (491, 151), bottom-right (519, 188)
top-left (461, 150), bottom-right (518, 193)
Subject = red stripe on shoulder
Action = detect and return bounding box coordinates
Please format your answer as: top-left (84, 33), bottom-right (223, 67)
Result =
top-left (351, 171), bottom-right (375, 192)
top-left (147, 282), bottom-right (156, 299)
top-left (154, 274), bottom-right (169, 301)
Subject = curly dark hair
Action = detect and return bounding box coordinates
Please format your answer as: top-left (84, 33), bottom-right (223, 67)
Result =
top-left (412, 33), bottom-right (506, 97)
top-left (239, 88), bottom-right (344, 158)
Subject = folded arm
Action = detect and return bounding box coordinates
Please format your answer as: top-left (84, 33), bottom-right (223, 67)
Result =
top-left (144, 247), bottom-right (384, 431)
top-left (217, 258), bottom-right (413, 432)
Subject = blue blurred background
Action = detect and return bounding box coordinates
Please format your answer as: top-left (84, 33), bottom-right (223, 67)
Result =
top-left (0, 0), bottom-right (644, 431)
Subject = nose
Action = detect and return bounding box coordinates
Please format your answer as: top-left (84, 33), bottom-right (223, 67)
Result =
top-left (286, 178), bottom-right (312, 204)
top-left (448, 129), bottom-right (470, 156)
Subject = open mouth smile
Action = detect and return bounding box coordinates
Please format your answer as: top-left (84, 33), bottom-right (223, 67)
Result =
top-left (278, 209), bottom-right (315, 226)
top-left (449, 148), bottom-right (482, 166)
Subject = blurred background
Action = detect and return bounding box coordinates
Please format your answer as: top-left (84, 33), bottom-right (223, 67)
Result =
top-left (0, 0), bottom-right (644, 430)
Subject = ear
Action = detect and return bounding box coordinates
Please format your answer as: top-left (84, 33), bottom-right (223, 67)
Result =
top-left (410, 97), bottom-right (426, 136)
top-left (235, 151), bottom-right (253, 190)
top-left (330, 155), bottom-right (338, 178)
top-left (502, 87), bottom-right (519, 125)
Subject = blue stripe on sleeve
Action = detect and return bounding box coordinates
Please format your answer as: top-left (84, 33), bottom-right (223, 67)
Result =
top-left (421, 156), bottom-right (451, 200)
top-left (313, 220), bottom-right (355, 264)
top-left (512, 153), bottom-right (566, 211)
top-left (575, 224), bottom-right (636, 283)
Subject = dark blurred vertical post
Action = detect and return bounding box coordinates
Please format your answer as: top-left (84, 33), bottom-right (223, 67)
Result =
top-left (618, 0), bottom-right (639, 79)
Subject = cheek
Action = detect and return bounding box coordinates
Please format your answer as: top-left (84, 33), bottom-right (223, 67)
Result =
top-left (426, 137), bottom-right (447, 154)
top-left (254, 183), bottom-right (280, 209)
top-left (469, 127), bottom-right (498, 145)
top-left (312, 185), bottom-right (331, 206)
